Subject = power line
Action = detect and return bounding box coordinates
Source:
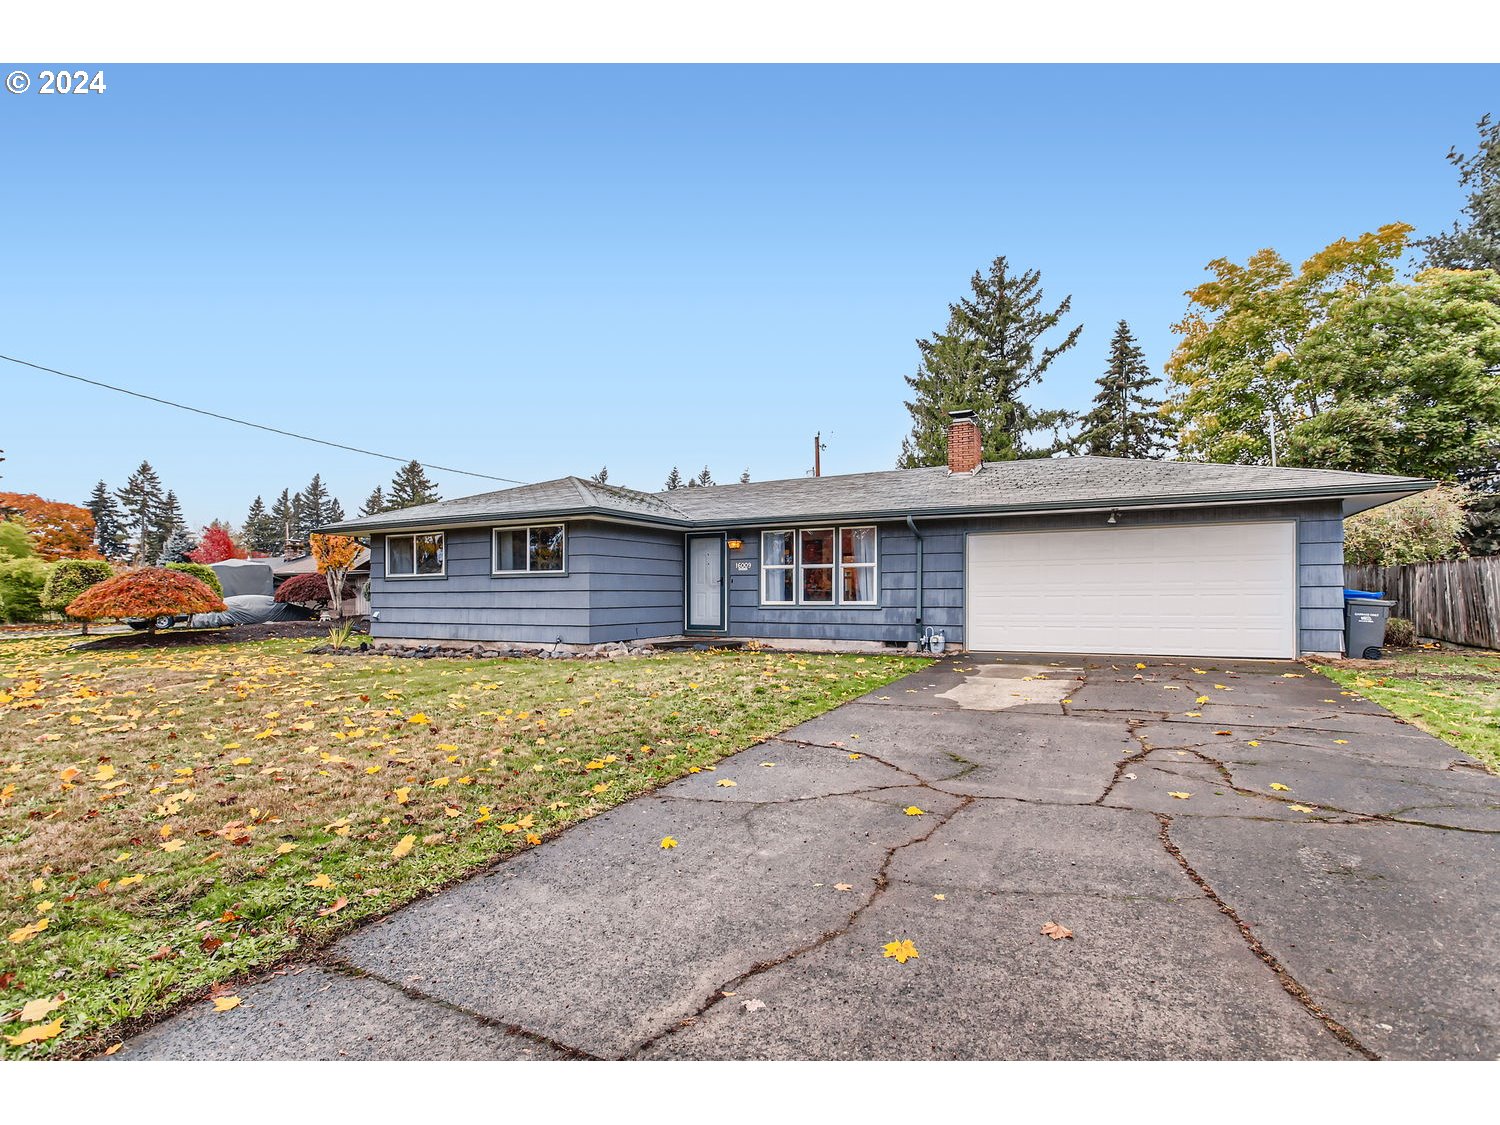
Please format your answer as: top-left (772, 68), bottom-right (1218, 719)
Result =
top-left (0, 352), bottom-right (528, 486)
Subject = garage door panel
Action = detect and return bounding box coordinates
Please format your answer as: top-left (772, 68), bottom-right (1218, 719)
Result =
top-left (965, 522), bottom-right (1297, 658)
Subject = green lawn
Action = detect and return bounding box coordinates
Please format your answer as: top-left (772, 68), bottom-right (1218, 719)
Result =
top-left (1317, 647), bottom-right (1500, 773)
top-left (0, 634), bottom-right (924, 1057)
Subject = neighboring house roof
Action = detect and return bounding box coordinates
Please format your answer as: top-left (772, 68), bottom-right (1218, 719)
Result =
top-left (271, 547), bottom-right (371, 579)
top-left (319, 458), bottom-right (1433, 536)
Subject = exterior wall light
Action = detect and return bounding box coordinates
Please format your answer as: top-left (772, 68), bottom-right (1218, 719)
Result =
top-left (726, 538), bottom-right (744, 550)
top-left (1106, 510), bottom-right (1119, 525)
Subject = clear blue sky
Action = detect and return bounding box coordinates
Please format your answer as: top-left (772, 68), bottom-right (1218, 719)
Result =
top-left (2, 64), bottom-right (1495, 528)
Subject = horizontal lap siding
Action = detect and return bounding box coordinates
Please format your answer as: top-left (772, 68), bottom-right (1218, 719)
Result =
top-left (368, 522), bottom-right (683, 645)
top-left (581, 525), bottom-right (684, 641)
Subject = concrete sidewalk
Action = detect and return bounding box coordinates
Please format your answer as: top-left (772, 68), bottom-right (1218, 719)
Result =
top-left (116, 655), bottom-right (1500, 1060)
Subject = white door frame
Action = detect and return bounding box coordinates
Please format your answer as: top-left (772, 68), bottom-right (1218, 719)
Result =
top-left (684, 533), bottom-right (728, 634)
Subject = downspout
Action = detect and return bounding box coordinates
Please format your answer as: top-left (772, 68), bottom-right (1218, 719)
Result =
top-left (905, 514), bottom-right (924, 638)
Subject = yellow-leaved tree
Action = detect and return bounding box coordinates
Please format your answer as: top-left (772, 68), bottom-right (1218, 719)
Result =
top-left (310, 533), bottom-right (360, 620)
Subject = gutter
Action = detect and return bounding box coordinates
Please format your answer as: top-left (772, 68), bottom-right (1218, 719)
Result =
top-left (905, 514), bottom-right (924, 634)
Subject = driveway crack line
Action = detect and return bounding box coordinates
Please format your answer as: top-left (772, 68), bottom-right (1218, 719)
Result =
top-left (623, 794), bottom-right (977, 1059)
top-left (317, 952), bottom-right (602, 1060)
top-left (1152, 812), bottom-right (1378, 1061)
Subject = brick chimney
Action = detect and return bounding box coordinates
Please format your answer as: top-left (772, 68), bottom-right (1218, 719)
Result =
top-left (946, 409), bottom-right (983, 474)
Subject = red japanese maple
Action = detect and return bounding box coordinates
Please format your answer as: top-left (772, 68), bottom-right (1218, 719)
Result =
top-left (66, 567), bottom-right (226, 634)
top-left (187, 521), bottom-right (247, 564)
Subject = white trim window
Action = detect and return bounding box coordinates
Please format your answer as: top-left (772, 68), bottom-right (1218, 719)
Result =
top-left (493, 524), bottom-right (566, 574)
top-left (761, 526), bottom-right (877, 606)
top-left (385, 532), bottom-right (445, 578)
top-left (762, 530), bottom-right (795, 605)
top-left (840, 526), bottom-right (877, 605)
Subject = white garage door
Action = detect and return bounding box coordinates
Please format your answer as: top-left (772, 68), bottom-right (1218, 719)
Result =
top-left (965, 521), bottom-right (1298, 658)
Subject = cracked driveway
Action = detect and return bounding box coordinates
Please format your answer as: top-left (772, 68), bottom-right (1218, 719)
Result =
top-left (116, 655), bottom-right (1500, 1060)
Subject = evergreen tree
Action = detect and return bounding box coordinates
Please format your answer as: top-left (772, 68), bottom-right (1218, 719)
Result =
top-left (327, 498), bottom-right (346, 524)
top-left (1075, 321), bottom-right (1171, 459)
top-left (664, 467), bottom-right (684, 491)
top-left (242, 495), bottom-right (281, 555)
top-left (1420, 113), bottom-right (1500, 272)
top-left (86, 480), bottom-right (127, 559)
top-left (739, 469), bottom-right (751, 484)
top-left (115, 461), bottom-right (166, 565)
top-left (387, 460), bottom-right (441, 509)
top-left (270, 489), bottom-right (297, 553)
top-left (899, 256), bottom-right (1081, 466)
top-left (359, 486), bottom-right (387, 517)
top-left (590, 467), bottom-right (609, 484)
top-left (157, 525), bottom-right (198, 564)
top-left (691, 466), bottom-right (714, 488)
top-left (298, 473), bottom-right (333, 533)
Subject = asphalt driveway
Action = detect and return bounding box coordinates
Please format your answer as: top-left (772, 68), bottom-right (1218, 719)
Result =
top-left (116, 655), bottom-right (1500, 1060)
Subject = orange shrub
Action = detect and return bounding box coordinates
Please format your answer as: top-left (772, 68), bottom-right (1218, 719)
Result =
top-left (66, 567), bottom-right (226, 627)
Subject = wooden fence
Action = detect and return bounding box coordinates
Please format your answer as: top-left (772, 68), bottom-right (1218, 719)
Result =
top-left (1344, 556), bottom-right (1500, 650)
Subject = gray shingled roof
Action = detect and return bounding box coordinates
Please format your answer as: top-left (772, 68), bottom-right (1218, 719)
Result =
top-left (319, 458), bottom-right (1433, 535)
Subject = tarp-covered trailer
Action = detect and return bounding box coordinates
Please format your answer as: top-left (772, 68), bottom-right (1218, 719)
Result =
top-left (210, 559), bottom-right (275, 598)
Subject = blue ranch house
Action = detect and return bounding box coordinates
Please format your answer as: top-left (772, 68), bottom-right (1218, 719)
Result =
top-left (322, 413), bottom-right (1430, 660)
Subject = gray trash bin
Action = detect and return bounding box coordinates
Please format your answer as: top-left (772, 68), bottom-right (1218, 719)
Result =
top-left (1345, 598), bottom-right (1395, 660)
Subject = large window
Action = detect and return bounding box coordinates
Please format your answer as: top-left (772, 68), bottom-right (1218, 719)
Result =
top-left (386, 533), bottom-right (445, 578)
top-left (493, 524), bottom-right (566, 574)
top-left (761, 526), bottom-right (877, 606)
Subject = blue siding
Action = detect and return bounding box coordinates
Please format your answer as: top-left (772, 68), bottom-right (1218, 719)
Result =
top-left (369, 520), bottom-right (683, 645)
top-left (367, 501), bottom-right (1345, 656)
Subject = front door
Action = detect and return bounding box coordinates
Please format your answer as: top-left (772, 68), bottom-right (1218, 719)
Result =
top-left (686, 535), bottom-right (725, 632)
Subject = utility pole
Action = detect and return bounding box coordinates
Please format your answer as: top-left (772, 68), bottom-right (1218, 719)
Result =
top-left (813, 432), bottom-right (825, 477)
top-left (1266, 410), bottom-right (1279, 467)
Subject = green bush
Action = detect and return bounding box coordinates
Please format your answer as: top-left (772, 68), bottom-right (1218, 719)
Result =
top-left (0, 519), bottom-right (36, 560)
top-left (1384, 616), bottom-right (1416, 647)
top-left (42, 559), bottom-right (114, 611)
top-left (42, 559), bottom-right (114, 631)
top-left (0, 556), bottom-right (51, 623)
top-left (1344, 486), bottom-right (1470, 565)
top-left (165, 561), bottom-right (223, 596)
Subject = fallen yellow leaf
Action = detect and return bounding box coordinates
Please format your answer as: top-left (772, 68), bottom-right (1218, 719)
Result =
top-left (18, 994), bottom-right (65, 1022)
top-left (903, 806), bottom-right (925, 816)
top-left (1270, 782), bottom-right (1291, 792)
top-left (1168, 791), bottom-right (1191, 800)
top-left (391, 834), bottom-right (416, 858)
top-left (212, 996), bottom-right (242, 1012)
top-left (660, 836), bottom-right (678, 849)
top-left (5, 1017), bottom-right (63, 1046)
top-left (306, 873), bottom-right (334, 889)
top-left (882, 939), bottom-right (920, 964)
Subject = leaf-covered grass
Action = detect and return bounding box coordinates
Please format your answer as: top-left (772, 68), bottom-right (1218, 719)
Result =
top-left (0, 635), bottom-right (924, 1057)
top-left (1316, 647), bottom-right (1500, 773)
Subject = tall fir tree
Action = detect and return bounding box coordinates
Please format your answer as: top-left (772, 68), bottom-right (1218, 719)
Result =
top-left (327, 498), bottom-right (346, 524)
top-left (899, 256), bottom-right (1081, 467)
top-left (739, 469), bottom-right (751, 484)
top-left (359, 486), bottom-right (387, 517)
top-left (590, 467), bottom-right (609, 484)
top-left (663, 467), bottom-right (684, 491)
top-left (270, 489), bottom-right (297, 553)
top-left (693, 466), bottom-right (714, 487)
top-left (1075, 321), bottom-right (1172, 459)
top-left (387, 460), bottom-right (441, 509)
top-left (242, 495), bottom-right (281, 555)
top-left (297, 473), bottom-right (333, 534)
top-left (115, 460), bottom-right (166, 565)
top-left (1419, 113), bottom-right (1500, 272)
top-left (152, 492), bottom-right (186, 564)
top-left (86, 480), bottom-right (127, 559)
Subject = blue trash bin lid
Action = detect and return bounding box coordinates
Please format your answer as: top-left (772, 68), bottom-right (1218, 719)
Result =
top-left (1344, 588), bottom-right (1384, 601)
